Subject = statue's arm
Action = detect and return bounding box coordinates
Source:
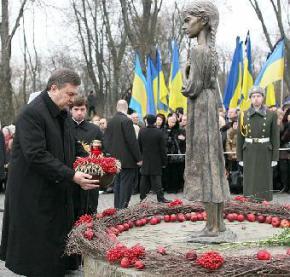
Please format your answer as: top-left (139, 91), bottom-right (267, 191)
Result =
top-left (182, 47), bottom-right (204, 99)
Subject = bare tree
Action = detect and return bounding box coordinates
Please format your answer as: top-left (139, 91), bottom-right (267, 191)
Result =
top-left (119, 0), bottom-right (163, 63)
top-left (0, 0), bottom-right (29, 125)
top-left (72, 0), bottom-right (106, 114)
top-left (249, 0), bottom-right (290, 94)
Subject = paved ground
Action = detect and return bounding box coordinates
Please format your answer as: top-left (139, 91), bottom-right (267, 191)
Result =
top-left (0, 191), bottom-right (289, 276)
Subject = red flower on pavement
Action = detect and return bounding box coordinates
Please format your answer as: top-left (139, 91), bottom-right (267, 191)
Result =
top-left (196, 251), bottom-right (224, 270)
top-left (168, 199), bottom-right (183, 207)
top-left (102, 208), bottom-right (117, 217)
top-left (74, 214), bottom-right (93, 227)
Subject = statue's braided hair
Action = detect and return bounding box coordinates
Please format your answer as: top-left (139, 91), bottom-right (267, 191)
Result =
top-left (184, 0), bottom-right (219, 86)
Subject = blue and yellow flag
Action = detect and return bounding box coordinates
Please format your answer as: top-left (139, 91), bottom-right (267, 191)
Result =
top-left (156, 49), bottom-right (169, 114)
top-left (129, 54), bottom-right (147, 118)
top-left (146, 56), bottom-right (157, 115)
top-left (168, 40), bottom-right (187, 111)
top-left (254, 39), bottom-right (285, 88)
top-left (240, 32), bottom-right (253, 111)
top-left (265, 83), bottom-right (276, 107)
top-left (223, 37), bottom-right (243, 109)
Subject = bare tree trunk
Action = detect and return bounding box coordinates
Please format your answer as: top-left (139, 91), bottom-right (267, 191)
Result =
top-left (0, 0), bottom-right (28, 125)
top-left (249, 0), bottom-right (290, 94)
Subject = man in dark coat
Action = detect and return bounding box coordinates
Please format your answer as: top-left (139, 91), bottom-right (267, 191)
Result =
top-left (138, 115), bottom-right (169, 203)
top-left (237, 86), bottom-right (280, 201)
top-left (0, 69), bottom-right (99, 277)
top-left (103, 100), bottom-right (142, 209)
top-left (0, 130), bottom-right (6, 188)
top-left (70, 96), bottom-right (103, 216)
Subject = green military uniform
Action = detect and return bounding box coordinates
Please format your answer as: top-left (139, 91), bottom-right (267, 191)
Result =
top-left (237, 105), bottom-right (279, 201)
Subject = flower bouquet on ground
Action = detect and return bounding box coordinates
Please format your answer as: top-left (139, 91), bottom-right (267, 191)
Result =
top-left (73, 140), bottom-right (121, 189)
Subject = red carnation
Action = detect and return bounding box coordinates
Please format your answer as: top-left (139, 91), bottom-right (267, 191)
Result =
top-left (196, 251), bottom-right (224, 270)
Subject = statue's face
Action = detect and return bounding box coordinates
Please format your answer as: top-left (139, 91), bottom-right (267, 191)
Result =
top-left (183, 13), bottom-right (204, 38)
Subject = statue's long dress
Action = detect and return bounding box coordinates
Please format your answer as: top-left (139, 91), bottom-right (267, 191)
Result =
top-left (183, 46), bottom-right (230, 203)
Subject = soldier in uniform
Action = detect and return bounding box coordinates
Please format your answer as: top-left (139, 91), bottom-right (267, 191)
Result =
top-left (237, 86), bottom-right (280, 201)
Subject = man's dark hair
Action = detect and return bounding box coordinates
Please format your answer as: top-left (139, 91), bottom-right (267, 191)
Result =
top-left (145, 114), bottom-right (156, 126)
top-left (70, 96), bottom-right (87, 108)
top-left (46, 68), bottom-right (81, 90)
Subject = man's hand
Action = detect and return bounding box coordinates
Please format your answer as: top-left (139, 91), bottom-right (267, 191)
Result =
top-left (137, 161), bottom-right (143, 166)
top-left (73, 171), bottom-right (100, 190)
top-left (271, 161), bottom-right (278, 167)
top-left (178, 134), bottom-right (185, 141)
top-left (239, 161), bottom-right (243, 167)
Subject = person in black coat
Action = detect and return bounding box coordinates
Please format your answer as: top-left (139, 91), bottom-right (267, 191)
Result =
top-left (70, 96), bottom-right (103, 216)
top-left (0, 130), bottom-right (6, 188)
top-left (138, 115), bottom-right (169, 203)
top-left (103, 100), bottom-right (142, 209)
top-left (0, 69), bottom-right (99, 277)
top-left (163, 115), bottom-right (184, 193)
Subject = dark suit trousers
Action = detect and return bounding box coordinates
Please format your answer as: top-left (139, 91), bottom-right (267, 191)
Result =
top-left (114, 168), bottom-right (137, 209)
top-left (140, 175), bottom-right (164, 201)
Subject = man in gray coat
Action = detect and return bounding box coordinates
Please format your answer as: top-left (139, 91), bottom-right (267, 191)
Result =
top-left (237, 86), bottom-right (280, 201)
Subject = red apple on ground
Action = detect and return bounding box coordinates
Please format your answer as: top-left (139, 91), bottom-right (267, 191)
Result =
top-left (123, 223), bottom-right (130, 231)
top-left (226, 214), bottom-right (235, 222)
top-left (231, 213), bottom-right (238, 221)
top-left (257, 215), bottom-right (266, 223)
top-left (140, 218), bottom-right (147, 226)
top-left (247, 213), bottom-right (256, 222)
top-left (170, 214), bottom-right (177, 222)
top-left (190, 215), bottom-right (198, 222)
top-left (135, 220), bottom-right (142, 227)
top-left (155, 216), bottom-right (161, 223)
top-left (280, 219), bottom-right (289, 228)
top-left (164, 215), bottom-right (170, 222)
top-left (265, 216), bottom-right (272, 224)
top-left (185, 213), bottom-right (192, 220)
top-left (197, 213), bottom-right (204, 221)
top-left (237, 214), bottom-right (245, 222)
top-left (150, 217), bottom-right (158, 225)
top-left (116, 225), bottom-right (125, 233)
top-left (185, 250), bottom-right (197, 261)
top-left (257, 250), bottom-right (271, 260)
top-left (271, 217), bottom-right (281, 228)
top-left (177, 214), bottom-right (186, 222)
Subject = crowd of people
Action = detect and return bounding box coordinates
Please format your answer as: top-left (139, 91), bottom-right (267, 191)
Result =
top-left (0, 68), bottom-right (289, 277)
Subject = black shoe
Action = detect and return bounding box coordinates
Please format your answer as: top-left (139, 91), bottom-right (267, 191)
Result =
top-left (158, 198), bottom-right (171, 203)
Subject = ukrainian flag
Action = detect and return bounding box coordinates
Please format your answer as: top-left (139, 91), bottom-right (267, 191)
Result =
top-left (129, 54), bottom-right (147, 118)
top-left (265, 83), bottom-right (276, 107)
top-left (240, 32), bottom-right (253, 111)
top-left (156, 49), bottom-right (169, 114)
top-left (254, 39), bottom-right (285, 88)
top-left (168, 40), bottom-right (187, 111)
top-left (223, 37), bottom-right (243, 109)
top-left (146, 56), bottom-right (157, 115)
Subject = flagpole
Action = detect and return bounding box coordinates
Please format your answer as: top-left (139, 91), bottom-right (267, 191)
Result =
top-left (280, 79), bottom-right (284, 107)
top-left (216, 79), bottom-right (225, 110)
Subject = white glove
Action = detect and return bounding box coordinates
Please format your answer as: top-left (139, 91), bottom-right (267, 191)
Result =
top-left (271, 161), bottom-right (278, 167)
top-left (239, 161), bottom-right (243, 167)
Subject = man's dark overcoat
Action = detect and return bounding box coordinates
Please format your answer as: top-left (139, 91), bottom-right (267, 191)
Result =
top-left (0, 91), bottom-right (85, 276)
top-left (237, 106), bottom-right (280, 201)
